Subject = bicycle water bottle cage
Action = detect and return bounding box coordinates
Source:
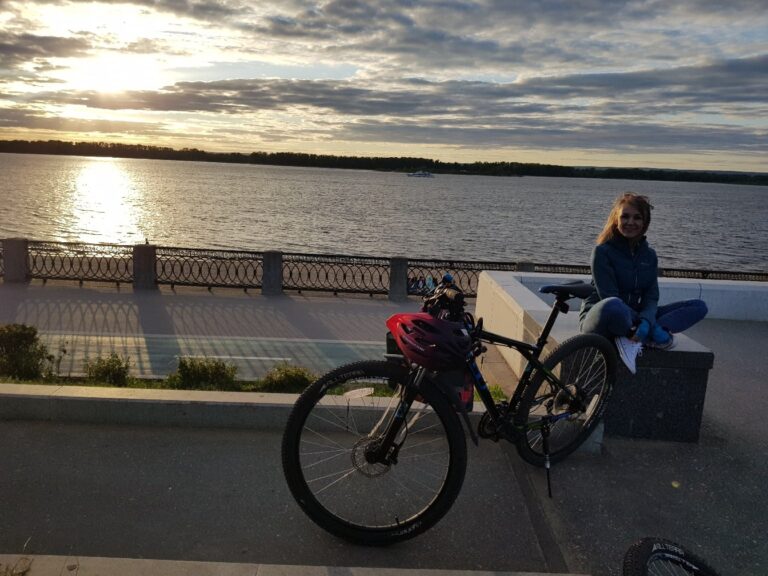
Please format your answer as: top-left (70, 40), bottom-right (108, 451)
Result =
top-left (539, 281), bottom-right (595, 301)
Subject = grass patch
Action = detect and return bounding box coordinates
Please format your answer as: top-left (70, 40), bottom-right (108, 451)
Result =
top-left (166, 357), bottom-right (239, 391)
top-left (483, 385), bottom-right (508, 402)
top-left (252, 362), bottom-right (315, 393)
top-left (84, 352), bottom-right (131, 387)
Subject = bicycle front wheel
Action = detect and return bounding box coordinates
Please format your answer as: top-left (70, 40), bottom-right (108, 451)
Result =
top-left (515, 333), bottom-right (616, 466)
top-left (623, 537), bottom-right (721, 576)
top-left (281, 360), bottom-right (467, 545)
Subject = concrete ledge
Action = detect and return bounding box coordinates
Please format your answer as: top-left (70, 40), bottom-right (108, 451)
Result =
top-left (0, 384), bottom-right (298, 429)
top-left (0, 382), bottom-right (492, 431)
top-left (476, 271), bottom-right (716, 442)
top-left (511, 271), bottom-right (768, 321)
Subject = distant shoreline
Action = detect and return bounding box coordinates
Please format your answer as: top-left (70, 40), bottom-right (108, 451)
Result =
top-left (1, 139), bottom-right (766, 186)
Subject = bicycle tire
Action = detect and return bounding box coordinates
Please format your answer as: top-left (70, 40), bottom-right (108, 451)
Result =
top-left (281, 360), bottom-right (467, 545)
top-left (623, 537), bottom-right (721, 576)
top-left (515, 333), bottom-right (616, 467)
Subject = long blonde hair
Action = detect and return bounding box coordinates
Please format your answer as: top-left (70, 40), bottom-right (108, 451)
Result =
top-left (596, 193), bottom-right (653, 245)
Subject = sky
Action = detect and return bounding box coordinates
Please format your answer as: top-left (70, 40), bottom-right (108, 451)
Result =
top-left (1, 0), bottom-right (767, 172)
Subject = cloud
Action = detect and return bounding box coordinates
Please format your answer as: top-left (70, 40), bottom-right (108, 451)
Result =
top-left (522, 54), bottom-right (768, 109)
top-left (30, 53), bottom-right (767, 116)
top-left (340, 118), bottom-right (766, 153)
top-left (232, 0), bottom-right (768, 76)
top-left (0, 107), bottom-right (160, 134)
top-left (2, 0), bottom-right (766, 167)
top-left (13, 52), bottom-right (763, 157)
top-left (19, 0), bottom-right (239, 20)
top-left (0, 32), bottom-right (92, 71)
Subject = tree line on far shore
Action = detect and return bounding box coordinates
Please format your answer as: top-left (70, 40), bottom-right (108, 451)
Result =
top-left (1, 138), bottom-right (765, 186)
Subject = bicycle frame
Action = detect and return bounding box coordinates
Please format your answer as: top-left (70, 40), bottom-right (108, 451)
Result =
top-left (469, 293), bottom-right (583, 438)
top-left (373, 290), bottom-right (585, 465)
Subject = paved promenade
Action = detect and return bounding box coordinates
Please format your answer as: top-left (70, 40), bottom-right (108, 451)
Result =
top-left (1, 281), bottom-right (767, 575)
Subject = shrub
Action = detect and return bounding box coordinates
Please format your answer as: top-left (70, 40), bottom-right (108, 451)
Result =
top-left (84, 353), bottom-right (131, 387)
top-left (0, 324), bottom-right (52, 380)
top-left (166, 357), bottom-right (238, 391)
top-left (258, 362), bottom-right (315, 393)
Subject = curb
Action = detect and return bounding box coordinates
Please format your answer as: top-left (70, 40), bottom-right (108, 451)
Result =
top-left (0, 384), bottom-right (297, 429)
top-left (0, 554), bottom-right (584, 576)
top-left (0, 383), bottom-right (605, 455)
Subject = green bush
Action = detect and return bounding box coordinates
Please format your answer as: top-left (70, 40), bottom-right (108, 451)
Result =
top-left (0, 324), bottom-right (52, 380)
top-left (166, 357), bottom-right (238, 391)
top-left (257, 362), bottom-right (315, 393)
top-left (84, 353), bottom-right (131, 387)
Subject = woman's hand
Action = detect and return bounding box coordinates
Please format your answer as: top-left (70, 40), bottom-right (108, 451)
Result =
top-left (633, 319), bottom-right (651, 342)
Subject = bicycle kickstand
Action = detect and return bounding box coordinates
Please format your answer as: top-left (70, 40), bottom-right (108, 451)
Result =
top-left (541, 421), bottom-right (553, 498)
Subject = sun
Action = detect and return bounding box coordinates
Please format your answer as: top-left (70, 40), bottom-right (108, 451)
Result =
top-left (59, 54), bottom-right (171, 93)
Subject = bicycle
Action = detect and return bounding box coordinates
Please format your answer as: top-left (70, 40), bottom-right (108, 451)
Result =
top-left (282, 277), bottom-right (617, 544)
top-left (623, 537), bottom-right (722, 576)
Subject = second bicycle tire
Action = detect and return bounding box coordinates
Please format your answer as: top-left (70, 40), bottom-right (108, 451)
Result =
top-left (515, 333), bottom-right (616, 467)
top-left (623, 537), bottom-right (721, 576)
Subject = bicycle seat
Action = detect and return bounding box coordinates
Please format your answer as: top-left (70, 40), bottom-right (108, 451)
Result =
top-left (539, 281), bottom-right (595, 300)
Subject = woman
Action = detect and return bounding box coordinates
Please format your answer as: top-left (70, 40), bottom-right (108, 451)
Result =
top-left (579, 193), bottom-right (708, 373)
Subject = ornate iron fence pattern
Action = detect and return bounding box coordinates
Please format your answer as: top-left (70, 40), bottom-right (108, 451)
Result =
top-left (156, 247), bottom-right (264, 288)
top-left (3, 239), bottom-right (766, 289)
top-left (531, 263), bottom-right (590, 276)
top-left (407, 258), bottom-right (521, 296)
top-left (282, 252), bottom-right (390, 294)
top-left (27, 241), bottom-right (133, 282)
top-left (408, 259), bottom-right (768, 296)
top-left (660, 268), bottom-right (768, 282)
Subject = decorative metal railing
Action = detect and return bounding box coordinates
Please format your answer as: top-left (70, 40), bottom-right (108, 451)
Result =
top-left (156, 246), bottom-right (264, 288)
top-left (2, 239), bottom-right (767, 294)
top-left (407, 258), bottom-right (520, 295)
top-left (659, 268), bottom-right (768, 282)
top-left (27, 241), bottom-right (133, 283)
top-left (283, 252), bottom-right (390, 294)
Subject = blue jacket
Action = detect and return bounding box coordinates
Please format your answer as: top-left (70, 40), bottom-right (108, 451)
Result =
top-left (579, 236), bottom-right (659, 325)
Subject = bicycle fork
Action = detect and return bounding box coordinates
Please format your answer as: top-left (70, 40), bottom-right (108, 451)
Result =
top-left (366, 366), bottom-right (426, 466)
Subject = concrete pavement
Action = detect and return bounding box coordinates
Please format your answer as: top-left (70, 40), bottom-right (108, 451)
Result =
top-left (1, 281), bottom-right (767, 575)
top-left (0, 280), bottom-right (423, 379)
top-left (0, 556), bottom-right (575, 576)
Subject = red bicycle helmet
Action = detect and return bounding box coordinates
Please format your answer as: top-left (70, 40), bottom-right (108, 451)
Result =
top-left (386, 312), bottom-right (471, 371)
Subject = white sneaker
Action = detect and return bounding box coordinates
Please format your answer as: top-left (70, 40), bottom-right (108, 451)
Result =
top-left (647, 333), bottom-right (676, 351)
top-left (615, 336), bottom-right (643, 374)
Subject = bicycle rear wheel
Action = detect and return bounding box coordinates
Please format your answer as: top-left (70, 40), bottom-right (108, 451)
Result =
top-left (281, 360), bottom-right (467, 545)
top-left (515, 333), bottom-right (616, 467)
top-left (623, 537), bottom-right (721, 576)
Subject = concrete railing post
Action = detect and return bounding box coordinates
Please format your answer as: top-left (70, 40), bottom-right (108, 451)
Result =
top-left (516, 261), bottom-right (535, 272)
top-left (389, 257), bottom-right (409, 301)
top-left (2, 238), bottom-right (30, 283)
top-left (262, 251), bottom-right (283, 296)
top-left (133, 243), bottom-right (157, 289)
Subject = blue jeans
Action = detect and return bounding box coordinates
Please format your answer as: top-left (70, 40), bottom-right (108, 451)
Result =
top-left (580, 297), bottom-right (708, 339)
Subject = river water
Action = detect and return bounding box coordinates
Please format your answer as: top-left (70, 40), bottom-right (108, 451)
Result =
top-left (1, 153), bottom-right (766, 271)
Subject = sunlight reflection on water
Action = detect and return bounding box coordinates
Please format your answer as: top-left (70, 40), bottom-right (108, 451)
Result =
top-left (67, 158), bottom-right (144, 244)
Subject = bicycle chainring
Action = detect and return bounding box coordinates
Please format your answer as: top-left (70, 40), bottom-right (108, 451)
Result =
top-left (478, 402), bottom-right (512, 441)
